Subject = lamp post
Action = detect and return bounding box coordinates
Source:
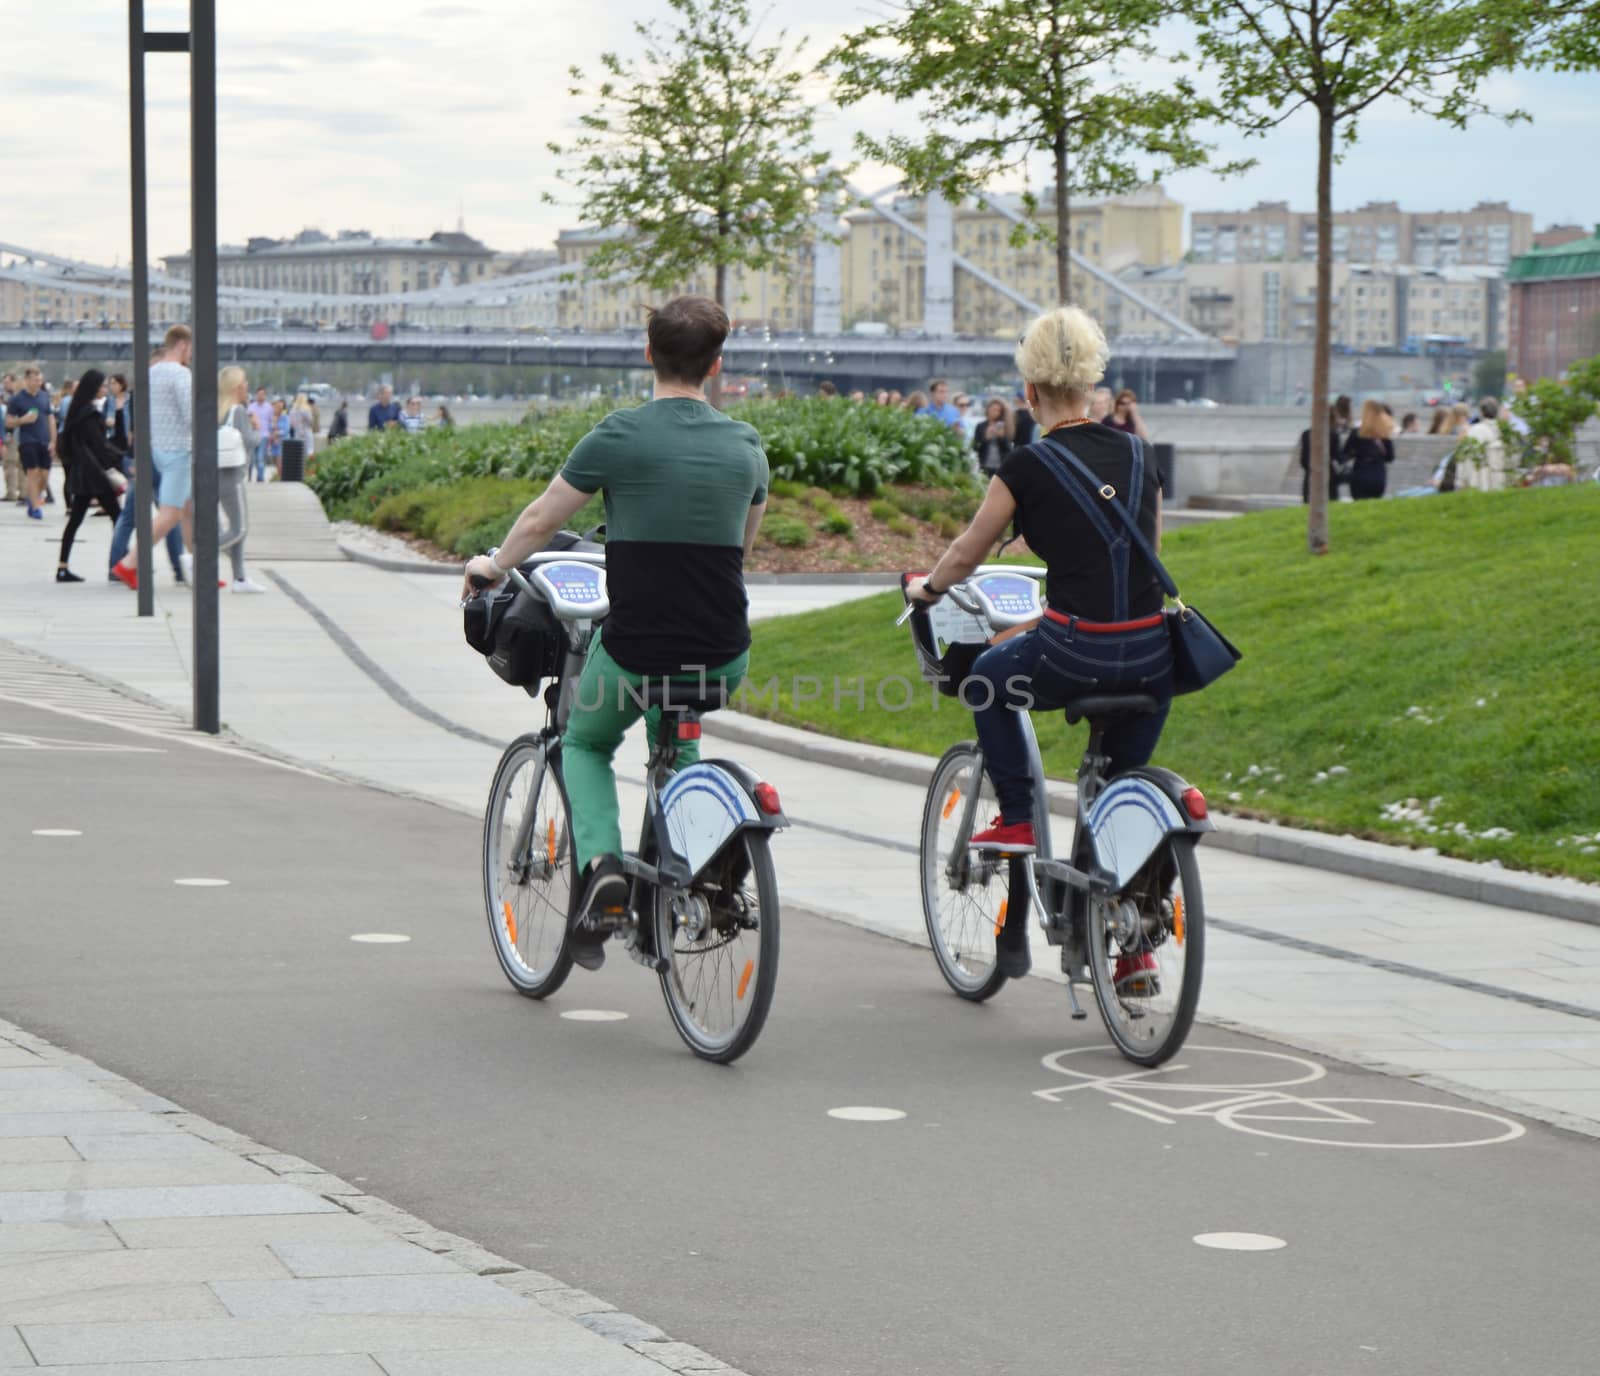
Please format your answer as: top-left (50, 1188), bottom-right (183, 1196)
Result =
top-left (128, 0), bottom-right (220, 733)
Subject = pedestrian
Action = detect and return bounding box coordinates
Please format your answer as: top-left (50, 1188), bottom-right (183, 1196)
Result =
top-left (972, 397), bottom-right (1013, 477)
top-left (289, 393), bottom-right (316, 459)
top-left (1089, 386), bottom-right (1114, 423)
top-left (1011, 391), bottom-right (1036, 447)
top-left (1298, 396), bottom-right (1352, 504)
top-left (916, 379), bottom-right (963, 429)
top-left (1346, 399), bottom-right (1396, 501)
top-left (56, 378), bottom-right (76, 431)
top-left (327, 399), bottom-right (349, 441)
top-left (271, 399), bottom-right (289, 476)
top-left (367, 384), bottom-right (402, 431)
top-left (434, 403), bottom-right (455, 429)
top-left (1447, 402), bottom-right (1471, 437)
top-left (816, 380), bottom-right (838, 399)
top-left (1, 371), bottom-right (24, 503)
top-left (107, 350), bottom-right (186, 584)
top-left (1107, 388), bottom-right (1151, 440)
top-left (461, 294), bottom-right (767, 970)
top-left (246, 386), bottom-right (273, 481)
top-left (54, 369), bottom-right (127, 582)
top-left (1399, 412), bottom-right (1419, 434)
top-left (104, 374), bottom-right (132, 457)
top-left (111, 324), bottom-right (196, 591)
top-left (4, 365), bottom-right (57, 519)
top-left (1459, 398), bottom-right (1509, 492)
top-left (874, 390), bottom-right (890, 406)
top-left (400, 396), bottom-right (426, 433)
top-left (886, 390), bottom-right (903, 407)
top-left (216, 366), bottom-right (267, 593)
top-left (903, 390), bottom-right (929, 414)
top-left (1426, 407), bottom-right (1452, 436)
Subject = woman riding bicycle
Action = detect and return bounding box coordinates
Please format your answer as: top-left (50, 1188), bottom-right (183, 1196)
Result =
top-left (907, 306), bottom-right (1172, 973)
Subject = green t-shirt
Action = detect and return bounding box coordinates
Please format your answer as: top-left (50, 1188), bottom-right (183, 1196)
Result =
top-left (560, 398), bottom-right (768, 674)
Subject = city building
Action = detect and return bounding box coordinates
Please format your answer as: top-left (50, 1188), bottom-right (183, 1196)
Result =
top-left (1507, 227), bottom-right (1600, 381)
top-left (1190, 200), bottom-right (1532, 269)
top-left (553, 227), bottom-right (814, 333)
top-left (1104, 263), bottom-right (1186, 337)
top-left (842, 186), bottom-right (1184, 335)
top-left (1533, 224), bottom-right (1590, 251)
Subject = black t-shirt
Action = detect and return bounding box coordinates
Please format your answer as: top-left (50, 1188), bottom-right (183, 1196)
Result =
top-left (997, 424), bottom-right (1163, 622)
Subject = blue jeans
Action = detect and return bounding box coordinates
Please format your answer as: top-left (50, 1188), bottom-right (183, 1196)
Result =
top-left (251, 439), bottom-right (268, 482)
top-left (109, 462), bottom-right (185, 574)
top-left (967, 619), bottom-right (1173, 823)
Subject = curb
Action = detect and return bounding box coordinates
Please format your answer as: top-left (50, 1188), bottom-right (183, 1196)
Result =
top-left (703, 711), bottom-right (1600, 928)
top-left (338, 540), bottom-right (457, 575)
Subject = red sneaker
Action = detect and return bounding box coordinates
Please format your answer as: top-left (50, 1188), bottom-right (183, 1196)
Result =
top-left (1114, 951), bottom-right (1161, 998)
top-left (969, 817), bottom-right (1036, 853)
top-left (111, 561), bottom-right (138, 591)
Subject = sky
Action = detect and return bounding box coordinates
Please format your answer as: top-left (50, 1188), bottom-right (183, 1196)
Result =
top-left (9, 1), bottom-right (1597, 269)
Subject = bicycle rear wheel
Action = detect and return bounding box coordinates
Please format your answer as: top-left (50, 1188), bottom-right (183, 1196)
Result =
top-left (1086, 835), bottom-right (1204, 1066)
top-left (656, 832), bottom-right (779, 1064)
top-left (919, 743), bottom-right (1025, 1002)
top-left (483, 734), bottom-right (575, 999)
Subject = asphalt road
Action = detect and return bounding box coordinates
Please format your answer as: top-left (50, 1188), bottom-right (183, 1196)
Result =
top-left (2, 699), bottom-right (1597, 1376)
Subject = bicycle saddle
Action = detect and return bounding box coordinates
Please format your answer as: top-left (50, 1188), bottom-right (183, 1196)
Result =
top-left (634, 681), bottom-right (730, 715)
top-left (1062, 694), bottom-right (1161, 725)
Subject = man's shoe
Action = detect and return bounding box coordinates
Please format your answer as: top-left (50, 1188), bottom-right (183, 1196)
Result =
top-left (179, 551), bottom-right (195, 583)
top-left (110, 561), bottom-right (138, 591)
top-left (1113, 951), bottom-right (1161, 998)
top-left (55, 568), bottom-right (84, 584)
top-left (570, 856), bottom-right (630, 971)
top-left (230, 578), bottom-right (267, 594)
top-left (26, 506), bottom-right (42, 520)
top-left (970, 816), bottom-right (1036, 853)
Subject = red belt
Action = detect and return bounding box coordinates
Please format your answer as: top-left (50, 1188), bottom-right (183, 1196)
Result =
top-left (1043, 608), bottom-right (1164, 633)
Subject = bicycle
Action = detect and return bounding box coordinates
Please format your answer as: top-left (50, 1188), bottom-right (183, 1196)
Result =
top-left (904, 565), bottom-right (1212, 1066)
top-left (471, 547), bottom-right (788, 1064)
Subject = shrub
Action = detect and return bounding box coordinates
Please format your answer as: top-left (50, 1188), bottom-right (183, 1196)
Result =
top-left (868, 500), bottom-right (897, 523)
top-left (934, 514), bottom-right (962, 538)
top-left (887, 515), bottom-right (917, 537)
top-left (765, 515), bottom-right (813, 548)
top-left (822, 512), bottom-right (854, 537)
top-left (768, 478), bottom-right (807, 500)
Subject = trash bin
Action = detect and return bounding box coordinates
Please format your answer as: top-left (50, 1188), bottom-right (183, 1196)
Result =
top-left (280, 438), bottom-right (306, 483)
top-left (1153, 442), bottom-right (1177, 502)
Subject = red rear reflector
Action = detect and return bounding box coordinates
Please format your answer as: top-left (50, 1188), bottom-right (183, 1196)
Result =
top-left (1181, 787), bottom-right (1208, 821)
top-left (753, 782), bottom-right (782, 815)
top-left (676, 721), bottom-right (702, 741)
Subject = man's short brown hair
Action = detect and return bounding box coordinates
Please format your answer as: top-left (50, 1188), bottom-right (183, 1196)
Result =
top-left (163, 323), bottom-right (193, 350)
top-left (646, 296), bottom-right (729, 385)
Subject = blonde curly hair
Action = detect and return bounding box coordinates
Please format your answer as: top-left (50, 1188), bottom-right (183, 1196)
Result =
top-left (1014, 305), bottom-right (1110, 405)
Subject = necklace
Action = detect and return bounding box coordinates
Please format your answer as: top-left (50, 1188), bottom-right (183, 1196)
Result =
top-left (1047, 417), bottom-right (1093, 432)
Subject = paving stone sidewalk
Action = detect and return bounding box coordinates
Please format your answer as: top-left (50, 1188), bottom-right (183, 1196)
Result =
top-left (0, 1020), bottom-right (743, 1375)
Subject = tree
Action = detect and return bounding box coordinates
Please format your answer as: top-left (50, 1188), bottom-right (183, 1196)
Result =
top-left (1185, 0), bottom-right (1532, 554)
top-left (1472, 349), bottom-right (1507, 400)
top-left (551, 0), bottom-right (841, 327)
top-left (828, 1), bottom-right (1233, 306)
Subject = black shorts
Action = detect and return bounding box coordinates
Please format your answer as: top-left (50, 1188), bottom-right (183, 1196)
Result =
top-left (19, 442), bottom-right (51, 472)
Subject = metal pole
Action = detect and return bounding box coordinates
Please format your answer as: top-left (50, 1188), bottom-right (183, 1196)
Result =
top-left (190, 0), bottom-right (220, 734)
top-left (127, 0), bottom-right (155, 616)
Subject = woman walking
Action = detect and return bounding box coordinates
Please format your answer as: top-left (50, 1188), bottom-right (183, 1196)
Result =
top-left (1106, 388), bottom-right (1151, 440)
top-left (55, 369), bottom-right (126, 583)
top-left (972, 397), bottom-right (1013, 477)
top-left (218, 368), bottom-right (267, 594)
top-left (1346, 399), bottom-right (1396, 501)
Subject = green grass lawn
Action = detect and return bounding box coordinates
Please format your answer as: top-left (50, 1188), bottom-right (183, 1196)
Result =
top-left (744, 485), bottom-right (1600, 883)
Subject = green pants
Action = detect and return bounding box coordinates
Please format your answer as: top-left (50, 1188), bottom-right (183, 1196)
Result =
top-left (562, 638), bottom-right (748, 873)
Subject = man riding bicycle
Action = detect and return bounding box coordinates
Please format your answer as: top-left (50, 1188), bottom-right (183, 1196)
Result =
top-left (463, 296), bottom-right (768, 970)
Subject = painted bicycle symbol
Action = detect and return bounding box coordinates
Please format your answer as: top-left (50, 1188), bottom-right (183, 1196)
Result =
top-left (1034, 1045), bottom-right (1525, 1150)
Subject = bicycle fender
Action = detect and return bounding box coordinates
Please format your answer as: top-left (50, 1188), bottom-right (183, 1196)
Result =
top-left (1084, 768), bottom-right (1210, 890)
top-left (660, 761), bottom-right (784, 879)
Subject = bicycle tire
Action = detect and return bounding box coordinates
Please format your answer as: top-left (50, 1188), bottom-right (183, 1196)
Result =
top-left (919, 742), bottom-right (1024, 1002)
top-left (1086, 835), bottom-right (1204, 1066)
top-left (482, 733), bottom-right (575, 999)
top-left (656, 831), bottom-right (779, 1064)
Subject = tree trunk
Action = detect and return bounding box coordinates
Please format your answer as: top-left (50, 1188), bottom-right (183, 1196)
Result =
top-left (1054, 130), bottom-right (1071, 305)
top-left (710, 257), bottom-right (728, 408)
top-left (1307, 103), bottom-right (1334, 555)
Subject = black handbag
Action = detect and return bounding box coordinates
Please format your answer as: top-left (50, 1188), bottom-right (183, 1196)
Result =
top-left (1035, 434), bottom-right (1242, 696)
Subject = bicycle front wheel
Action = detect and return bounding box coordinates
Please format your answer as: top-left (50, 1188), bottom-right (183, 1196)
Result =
top-left (919, 743), bottom-right (1025, 1002)
top-left (483, 734), bottom-right (575, 999)
top-left (1086, 835), bottom-right (1205, 1066)
top-left (655, 831), bottom-right (779, 1064)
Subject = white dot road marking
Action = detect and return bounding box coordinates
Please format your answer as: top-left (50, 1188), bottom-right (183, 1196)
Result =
top-left (349, 933), bottom-right (411, 944)
top-left (827, 1107), bottom-right (907, 1122)
top-left (560, 1009), bottom-right (629, 1022)
top-left (32, 829), bottom-right (82, 837)
top-left (1194, 1233), bottom-right (1287, 1252)
top-left (174, 878), bottom-right (230, 887)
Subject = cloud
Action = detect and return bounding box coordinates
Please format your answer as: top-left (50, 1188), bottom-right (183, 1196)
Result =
top-left (418, 3), bottom-right (482, 15)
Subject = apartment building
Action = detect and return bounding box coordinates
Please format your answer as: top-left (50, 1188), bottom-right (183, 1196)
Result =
top-left (553, 227), bottom-right (814, 333)
top-left (1191, 200), bottom-right (1532, 269)
top-left (1508, 227), bottom-right (1600, 381)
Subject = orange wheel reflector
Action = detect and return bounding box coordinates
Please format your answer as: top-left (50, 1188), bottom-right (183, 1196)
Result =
top-left (1173, 895), bottom-right (1185, 947)
top-left (736, 959), bottom-right (755, 1002)
top-left (503, 900), bottom-right (518, 947)
top-left (942, 788), bottom-right (961, 820)
top-left (546, 820), bottom-right (557, 866)
top-left (994, 898), bottom-right (1008, 938)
